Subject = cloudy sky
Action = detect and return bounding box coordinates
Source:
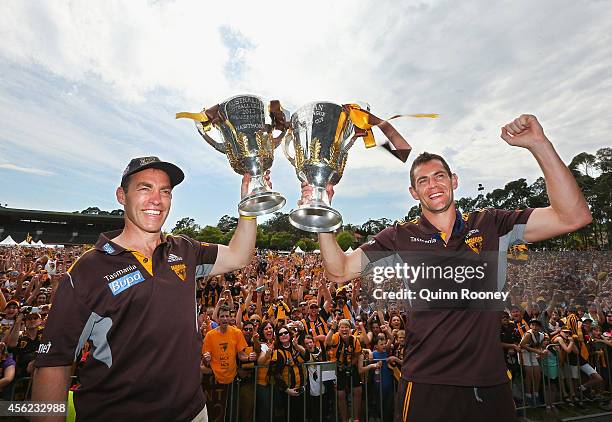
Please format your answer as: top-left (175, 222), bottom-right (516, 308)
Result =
top-left (1, 0), bottom-right (610, 233)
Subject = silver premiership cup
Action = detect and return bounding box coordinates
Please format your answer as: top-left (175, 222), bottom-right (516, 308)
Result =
top-left (177, 94), bottom-right (288, 216)
top-left (284, 102), bottom-right (359, 232)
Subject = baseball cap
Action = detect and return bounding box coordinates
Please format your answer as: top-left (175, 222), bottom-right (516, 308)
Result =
top-left (5, 299), bottom-right (20, 309)
top-left (121, 156), bottom-right (185, 187)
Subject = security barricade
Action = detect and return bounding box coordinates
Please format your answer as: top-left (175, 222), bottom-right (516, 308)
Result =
top-left (202, 358), bottom-right (403, 422)
top-left (201, 349), bottom-right (612, 421)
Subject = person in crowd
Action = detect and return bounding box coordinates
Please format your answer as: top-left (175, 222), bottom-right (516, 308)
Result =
top-left (326, 318), bottom-right (363, 422)
top-left (0, 341), bottom-right (16, 400)
top-left (500, 312), bottom-right (522, 401)
top-left (255, 320), bottom-right (276, 422)
top-left (202, 305), bottom-right (251, 421)
top-left (303, 334), bottom-right (327, 422)
top-left (554, 326), bottom-right (581, 404)
top-left (236, 320), bottom-right (259, 422)
top-left (0, 300), bottom-right (20, 341)
top-left (270, 325), bottom-right (308, 422)
top-left (6, 308), bottom-right (44, 399)
top-left (519, 319), bottom-right (548, 406)
top-left (301, 299), bottom-right (329, 350)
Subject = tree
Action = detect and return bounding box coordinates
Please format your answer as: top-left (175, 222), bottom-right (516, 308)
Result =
top-left (217, 215), bottom-right (238, 233)
top-left (527, 177), bottom-right (549, 208)
top-left (296, 237), bottom-right (317, 252)
top-left (110, 209), bottom-right (125, 216)
top-left (261, 212), bottom-right (298, 235)
top-left (502, 178), bottom-right (530, 209)
top-left (570, 152), bottom-right (597, 177)
top-left (220, 229), bottom-right (234, 246)
top-left (197, 226), bottom-right (224, 244)
top-left (336, 231), bottom-right (355, 251)
top-left (405, 205), bottom-right (420, 221)
top-left (256, 226), bottom-right (270, 249)
top-left (80, 207), bottom-right (108, 215)
top-left (595, 147), bottom-right (612, 173)
top-left (269, 231), bottom-right (294, 250)
top-left (360, 218), bottom-right (392, 235)
top-left (172, 217), bottom-right (200, 238)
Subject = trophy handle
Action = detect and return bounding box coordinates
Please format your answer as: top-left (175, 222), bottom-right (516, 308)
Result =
top-left (339, 136), bottom-right (358, 158)
top-left (196, 122), bottom-right (227, 154)
top-left (271, 129), bottom-right (287, 149)
top-left (283, 131), bottom-right (296, 167)
top-left (269, 101), bottom-right (290, 149)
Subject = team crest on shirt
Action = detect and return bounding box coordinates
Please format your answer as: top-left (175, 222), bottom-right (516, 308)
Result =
top-left (465, 235), bottom-right (483, 254)
top-left (461, 212), bottom-right (470, 222)
top-left (220, 342), bottom-right (228, 352)
top-left (171, 263), bottom-right (187, 281)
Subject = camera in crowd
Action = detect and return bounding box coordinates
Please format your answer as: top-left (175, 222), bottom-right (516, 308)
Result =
top-left (21, 306), bottom-right (41, 315)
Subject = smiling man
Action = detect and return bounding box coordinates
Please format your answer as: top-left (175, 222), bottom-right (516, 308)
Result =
top-left (302, 115), bottom-right (592, 422)
top-left (32, 156), bottom-right (259, 422)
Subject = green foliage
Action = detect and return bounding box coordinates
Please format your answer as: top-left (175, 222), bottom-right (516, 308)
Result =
top-left (172, 217), bottom-right (200, 238)
top-left (197, 226), bottom-right (224, 244)
top-left (269, 231), bottom-right (294, 250)
top-left (336, 231), bottom-right (355, 251)
top-left (296, 237), bottom-right (318, 252)
top-left (217, 215), bottom-right (238, 233)
top-left (78, 207), bottom-right (123, 216)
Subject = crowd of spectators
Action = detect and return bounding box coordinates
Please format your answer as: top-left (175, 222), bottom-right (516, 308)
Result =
top-left (0, 244), bottom-right (610, 420)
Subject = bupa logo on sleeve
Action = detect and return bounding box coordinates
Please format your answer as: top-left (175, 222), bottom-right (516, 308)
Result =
top-left (108, 270), bottom-right (145, 295)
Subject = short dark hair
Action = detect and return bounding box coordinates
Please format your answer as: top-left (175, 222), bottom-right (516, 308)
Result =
top-left (218, 305), bottom-right (231, 315)
top-left (409, 152), bottom-right (452, 188)
top-left (120, 174), bottom-right (132, 193)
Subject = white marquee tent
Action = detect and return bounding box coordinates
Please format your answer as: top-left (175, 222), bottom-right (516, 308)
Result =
top-left (0, 235), bottom-right (18, 246)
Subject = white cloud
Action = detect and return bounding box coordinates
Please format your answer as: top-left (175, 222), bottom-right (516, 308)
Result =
top-left (0, 162), bottom-right (54, 176)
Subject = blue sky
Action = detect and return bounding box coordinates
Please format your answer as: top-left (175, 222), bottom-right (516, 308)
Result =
top-left (1, 1), bottom-right (611, 233)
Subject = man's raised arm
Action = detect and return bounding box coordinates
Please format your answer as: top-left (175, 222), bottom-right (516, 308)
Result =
top-left (500, 114), bottom-right (592, 242)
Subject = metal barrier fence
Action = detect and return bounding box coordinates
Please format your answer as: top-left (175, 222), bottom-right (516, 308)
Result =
top-left (201, 344), bottom-right (612, 422)
top-left (512, 342), bottom-right (612, 419)
top-left (203, 357), bottom-right (399, 422)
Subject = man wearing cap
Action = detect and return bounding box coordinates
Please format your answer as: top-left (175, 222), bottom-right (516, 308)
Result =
top-left (33, 156), bottom-right (261, 421)
top-left (7, 307), bottom-right (43, 383)
top-left (0, 299), bottom-right (20, 341)
top-left (301, 115), bottom-right (592, 421)
top-left (518, 318), bottom-right (547, 406)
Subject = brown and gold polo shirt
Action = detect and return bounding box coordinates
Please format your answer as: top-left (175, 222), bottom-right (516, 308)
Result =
top-left (361, 208), bottom-right (533, 387)
top-left (35, 230), bottom-right (218, 421)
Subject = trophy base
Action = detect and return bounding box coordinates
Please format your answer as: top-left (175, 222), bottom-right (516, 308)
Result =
top-left (289, 204), bottom-right (343, 233)
top-left (238, 191), bottom-right (286, 217)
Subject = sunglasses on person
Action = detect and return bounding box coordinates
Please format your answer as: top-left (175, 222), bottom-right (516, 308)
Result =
top-left (279, 331), bottom-right (290, 336)
top-left (309, 305), bottom-right (319, 309)
top-left (243, 327), bottom-right (253, 332)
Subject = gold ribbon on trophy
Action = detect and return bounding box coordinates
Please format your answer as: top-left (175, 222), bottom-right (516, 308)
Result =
top-left (176, 101), bottom-right (288, 134)
top-left (342, 103), bottom-right (438, 162)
